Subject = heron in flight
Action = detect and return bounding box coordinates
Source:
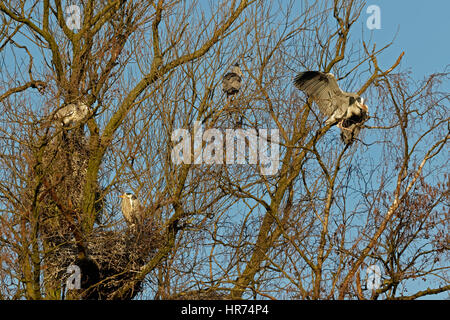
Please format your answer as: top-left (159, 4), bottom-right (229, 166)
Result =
top-left (293, 71), bottom-right (368, 145)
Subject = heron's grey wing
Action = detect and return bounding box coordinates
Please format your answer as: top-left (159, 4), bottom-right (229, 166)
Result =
top-left (293, 71), bottom-right (344, 117)
top-left (74, 104), bottom-right (88, 120)
top-left (222, 72), bottom-right (242, 92)
top-left (56, 105), bottom-right (73, 118)
top-left (223, 72), bottom-right (242, 82)
top-left (122, 200), bottom-right (132, 223)
top-left (134, 199), bottom-right (141, 211)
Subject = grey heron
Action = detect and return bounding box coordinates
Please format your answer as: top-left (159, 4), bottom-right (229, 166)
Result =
top-left (222, 63), bottom-right (244, 126)
top-left (222, 63), bottom-right (243, 98)
top-left (293, 71), bottom-right (369, 145)
top-left (119, 192), bottom-right (142, 227)
top-left (55, 101), bottom-right (90, 127)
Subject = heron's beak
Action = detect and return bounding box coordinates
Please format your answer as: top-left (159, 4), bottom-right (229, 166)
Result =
top-left (362, 104), bottom-right (368, 112)
top-left (119, 195), bottom-right (125, 198)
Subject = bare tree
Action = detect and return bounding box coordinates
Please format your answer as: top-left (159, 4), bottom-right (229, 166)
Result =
top-left (0, 0), bottom-right (448, 300)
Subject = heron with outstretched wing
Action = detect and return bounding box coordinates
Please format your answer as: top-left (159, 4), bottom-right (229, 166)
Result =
top-left (293, 71), bottom-right (368, 145)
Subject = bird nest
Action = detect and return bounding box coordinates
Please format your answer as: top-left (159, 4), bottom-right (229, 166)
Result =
top-left (22, 127), bottom-right (164, 299)
top-left (45, 220), bottom-right (163, 300)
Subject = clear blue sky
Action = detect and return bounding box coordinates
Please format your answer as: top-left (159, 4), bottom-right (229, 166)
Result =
top-left (359, 1), bottom-right (450, 79)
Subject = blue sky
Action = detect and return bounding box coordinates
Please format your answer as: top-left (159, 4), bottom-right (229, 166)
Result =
top-left (359, 1), bottom-right (449, 79)
top-left (358, 1), bottom-right (449, 299)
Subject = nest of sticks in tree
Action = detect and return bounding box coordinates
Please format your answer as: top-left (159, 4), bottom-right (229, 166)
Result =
top-left (25, 127), bottom-right (163, 299)
top-left (47, 220), bottom-right (163, 300)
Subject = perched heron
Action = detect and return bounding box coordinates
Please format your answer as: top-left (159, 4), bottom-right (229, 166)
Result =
top-left (222, 63), bottom-right (243, 98)
top-left (119, 192), bottom-right (142, 227)
top-left (293, 71), bottom-right (369, 145)
top-left (55, 101), bottom-right (90, 127)
top-left (222, 63), bottom-right (244, 127)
